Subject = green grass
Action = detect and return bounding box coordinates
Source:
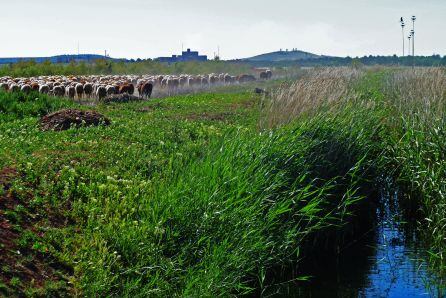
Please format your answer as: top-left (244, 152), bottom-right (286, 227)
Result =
top-left (0, 60), bottom-right (254, 77)
top-left (0, 67), bottom-right (445, 296)
top-left (0, 90), bottom-right (75, 122)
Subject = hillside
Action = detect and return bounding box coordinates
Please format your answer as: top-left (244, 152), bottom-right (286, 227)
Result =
top-left (243, 50), bottom-right (324, 62)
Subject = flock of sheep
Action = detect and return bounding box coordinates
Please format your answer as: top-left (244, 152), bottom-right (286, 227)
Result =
top-left (0, 70), bottom-right (271, 100)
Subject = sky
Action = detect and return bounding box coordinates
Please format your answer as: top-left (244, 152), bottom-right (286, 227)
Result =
top-left (0, 0), bottom-right (444, 59)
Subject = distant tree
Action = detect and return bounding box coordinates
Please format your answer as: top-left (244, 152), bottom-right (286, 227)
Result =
top-left (351, 58), bottom-right (364, 69)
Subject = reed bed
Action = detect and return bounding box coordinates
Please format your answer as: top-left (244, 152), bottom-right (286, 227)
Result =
top-left (261, 66), bottom-right (446, 286)
top-left (383, 67), bottom-right (446, 124)
top-left (382, 68), bottom-right (446, 277)
top-left (260, 67), bottom-right (363, 129)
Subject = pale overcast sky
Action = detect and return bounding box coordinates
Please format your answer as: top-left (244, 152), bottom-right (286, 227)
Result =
top-left (0, 0), bottom-right (444, 59)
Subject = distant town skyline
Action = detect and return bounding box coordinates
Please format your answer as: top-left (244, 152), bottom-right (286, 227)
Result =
top-left (0, 0), bottom-right (445, 60)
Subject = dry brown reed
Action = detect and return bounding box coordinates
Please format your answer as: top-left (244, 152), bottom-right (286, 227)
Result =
top-left (260, 67), bottom-right (364, 129)
top-left (383, 67), bottom-right (446, 124)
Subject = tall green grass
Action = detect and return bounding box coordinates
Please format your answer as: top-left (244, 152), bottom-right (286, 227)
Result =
top-left (65, 110), bottom-right (384, 296)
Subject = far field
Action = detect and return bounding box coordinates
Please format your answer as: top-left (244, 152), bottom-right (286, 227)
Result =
top-left (0, 67), bottom-right (445, 296)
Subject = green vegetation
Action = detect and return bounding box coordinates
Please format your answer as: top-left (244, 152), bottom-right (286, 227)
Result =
top-left (379, 68), bottom-right (446, 278)
top-left (0, 90), bottom-right (75, 121)
top-left (0, 67), bottom-right (445, 296)
top-left (264, 67), bottom-right (446, 289)
top-left (0, 59), bottom-right (253, 77)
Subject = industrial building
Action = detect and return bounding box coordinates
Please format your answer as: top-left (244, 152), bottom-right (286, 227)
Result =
top-left (156, 49), bottom-right (207, 63)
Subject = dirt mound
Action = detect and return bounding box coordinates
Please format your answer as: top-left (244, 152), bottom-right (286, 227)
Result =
top-left (39, 109), bottom-right (111, 131)
top-left (100, 93), bottom-right (144, 104)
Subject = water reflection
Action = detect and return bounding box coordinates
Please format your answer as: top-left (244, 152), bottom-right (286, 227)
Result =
top-left (359, 187), bottom-right (430, 297)
top-left (265, 187), bottom-right (443, 297)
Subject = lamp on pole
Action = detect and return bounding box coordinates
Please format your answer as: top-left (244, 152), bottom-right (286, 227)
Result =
top-left (400, 18), bottom-right (405, 56)
top-left (411, 16), bottom-right (416, 58)
top-left (410, 29), bottom-right (415, 68)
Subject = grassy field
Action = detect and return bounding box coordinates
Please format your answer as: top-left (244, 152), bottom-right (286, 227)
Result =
top-left (0, 67), bottom-right (445, 296)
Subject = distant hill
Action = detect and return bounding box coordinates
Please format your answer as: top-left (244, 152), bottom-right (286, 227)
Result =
top-left (243, 50), bottom-right (328, 62)
top-left (0, 54), bottom-right (122, 65)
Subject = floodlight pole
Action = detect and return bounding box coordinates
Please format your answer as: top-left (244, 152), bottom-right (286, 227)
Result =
top-left (400, 18), bottom-right (405, 57)
top-left (401, 22), bottom-right (405, 57)
top-left (411, 16), bottom-right (416, 67)
top-left (407, 35), bottom-right (412, 57)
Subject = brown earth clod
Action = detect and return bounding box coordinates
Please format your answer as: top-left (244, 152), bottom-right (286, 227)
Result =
top-left (39, 109), bottom-right (111, 131)
top-left (0, 167), bottom-right (17, 188)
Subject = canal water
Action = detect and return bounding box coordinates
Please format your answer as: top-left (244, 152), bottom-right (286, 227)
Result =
top-left (267, 186), bottom-right (445, 297)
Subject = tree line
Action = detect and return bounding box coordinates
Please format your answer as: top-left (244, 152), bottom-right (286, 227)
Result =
top-left (243, 55), bottom-right (446, 67)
